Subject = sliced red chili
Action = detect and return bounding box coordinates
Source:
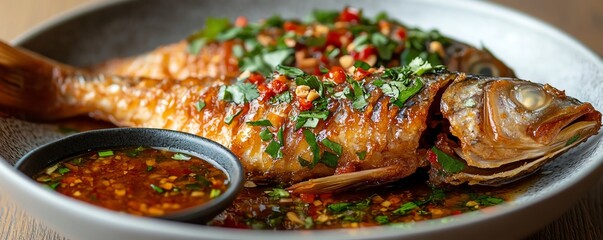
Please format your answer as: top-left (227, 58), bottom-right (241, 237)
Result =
top-left (298, 97), bottom-right (313, 111)
top-left (327, 66), bottom-right (347, 84)
top-left (247, 72), bottom-right (266, 85)
top-left (353, 67), bottom-right (371, 80)
top-left (269, 76), bottom-right (289, 94)
top-left (338, 7), bottom-right (360, 23)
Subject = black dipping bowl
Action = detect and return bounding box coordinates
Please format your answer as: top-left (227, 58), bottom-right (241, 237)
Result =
top-left (15, 128), bottom-right (244, 224)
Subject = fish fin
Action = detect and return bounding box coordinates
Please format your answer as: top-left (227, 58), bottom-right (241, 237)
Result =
top-left (287, 166), bottom-right (407, 194)
top-left (0, 41), bottom-right (82, 120)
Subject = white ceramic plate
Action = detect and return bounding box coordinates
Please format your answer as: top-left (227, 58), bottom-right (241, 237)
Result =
top-left (1, 0), bottom-right (602, 239)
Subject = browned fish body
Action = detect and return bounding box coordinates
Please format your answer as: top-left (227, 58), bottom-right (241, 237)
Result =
top-left (92, 8), bottom-right (515, 81)
top-left (0, 41), bottom-right (599, 193)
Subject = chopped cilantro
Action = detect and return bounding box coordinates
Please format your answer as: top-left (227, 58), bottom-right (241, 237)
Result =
top-left (311, 9), bottom-right (340, 24)
top-left (266, 188), bottom-right (290, 199)
top-left (298, 110), bottom-right (329, 120)
top-left (270, 91), bottom-right (292, 104)
top-left (375, 215), bottom-right (390, 225)
top-left (472, 195), bottom-right (505, 206)
top-left (354, 60), bottom-right (371, 70)
top-left (219, 82), bottom-right (260, 104)
top-left (146, 166), bottom-right (154, 172)
top-left (276, 65), bottom-right (305, 78)
top-left (47, 182), bottom-right (60, 190)
top-left (350, 81), bottom-right (368, 110)
top-left (431, 146), bottom-right (465, 173)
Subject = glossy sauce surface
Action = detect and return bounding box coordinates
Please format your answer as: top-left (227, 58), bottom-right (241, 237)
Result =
top-left (35, 147), bottom-right (229, 217)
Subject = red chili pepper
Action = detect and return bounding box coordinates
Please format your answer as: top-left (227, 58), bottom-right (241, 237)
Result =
top-left (338, 7), bottom-right (360, 23)
top-left (298, 97), bottom-right (313, 111)
top-left (326, 29), bottom-right (352, 48)
top-left (427, 149), bottom-right (441, 169)
top-left (353, 67), bottom-right (371, 80)
top-left (299, 193), bottom-right (316, 204)
top-left (318, 193), bottom-right (333, 200)
top-left (327, 66), bottom-right (347, 84)
top-left (283, 21), bottom-right (305, 34)
top-left (257, 84), bottom-right (275, 101)
top-left (269, 76), bottom-right (289, 94)
top-left (350, 46), bottom-right (377, 61)
top-left (451, 210), bottom-right (463, 215)
top-left (396, 28), bottom-right (407, 41)
top-left (234, 16), bottom-right (248, 27)
top-left (247, 72), bottom-right (266, 85)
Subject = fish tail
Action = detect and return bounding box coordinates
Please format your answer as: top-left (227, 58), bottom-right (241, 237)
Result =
top-left (0, 41), bottom-right (83, 120)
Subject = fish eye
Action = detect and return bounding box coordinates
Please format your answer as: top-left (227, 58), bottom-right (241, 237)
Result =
top-left (470, 61), bottom-right (500, 77)
top-left (512, 84), bottom-right (550, 111)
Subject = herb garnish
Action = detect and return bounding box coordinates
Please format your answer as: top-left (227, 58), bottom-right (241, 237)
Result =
top-left (246, 119), bottom-right (273, 127)
top-left (172, 153), bottom-right (191, 161)
top-left (224, 109), bottom-right (243, 124)
top-left (98, 150), bottom-right (114, 158)
top-left (265, 126), bottom-right (285, 159)
top-left (431, 146), bottom-right (465, 173)
top-left (150, 184), bottom-right (164, 193)
top-left (194, 100), bottom-right (206, 111)
top-left (219, 82), bottom-right (260, 104)
top-left (393, 202), bottom-right (418, 215)
top-left (266, 188), bottom-right (290, 199)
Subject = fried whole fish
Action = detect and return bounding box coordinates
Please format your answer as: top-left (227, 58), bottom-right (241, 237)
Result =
top-left (93, 8), bottom-right (515, 80)
top-left (0, 42), bottom-right (599, 193)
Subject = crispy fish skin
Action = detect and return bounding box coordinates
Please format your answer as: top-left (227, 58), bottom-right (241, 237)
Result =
top-left (0, 41), bottom-right (600, 193)
top-left (0, 41), bottom-right (453, 186)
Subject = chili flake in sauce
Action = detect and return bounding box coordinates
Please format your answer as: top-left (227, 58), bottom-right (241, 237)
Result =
top-left (34, 147), bottom-right (229, 217)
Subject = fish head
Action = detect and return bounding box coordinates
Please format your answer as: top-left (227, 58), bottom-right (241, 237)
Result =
top-left (444, 41), bottom-right (516, 78)
top-left (435, 74), bottom-right (601, 185)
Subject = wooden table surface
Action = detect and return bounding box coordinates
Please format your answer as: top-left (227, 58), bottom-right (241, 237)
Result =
top-left (0, 0), bottom-right (601, 239)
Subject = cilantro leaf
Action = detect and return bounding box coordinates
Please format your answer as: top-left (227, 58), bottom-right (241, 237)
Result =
top-left (172, 153), bottom-right (191, 161)
top-left (259, 129), bottom-right (274, 141)
top-left (266, 188), bottom-right (290, 199)
top-left (224, 109), bottom-right (243, 124)
top-left (265, 140), bottom-right (283, 159)
top-left (276, 65), bottom-right (305, 78)
top-left (303, 129), bottom-right (321, 165)
top-left (356, 151), bottom-right (367, 160)
top-left (431, 146), bottom-right (465, 173)
top-left (194, 100), bottom-right (206, 111)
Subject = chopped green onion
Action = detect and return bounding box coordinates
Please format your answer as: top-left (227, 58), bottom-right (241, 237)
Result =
top-left (146, 166), bottom-right (154, 172)
top-left (195, 100), bottom-right (206, 111)
top-left (375, 215), bottom-right (390, 225)
top-left (47, 182), bottom-right (60, 190)
top-left (356, 151), bottom-right (367, 160)
top-left (185, 183), bottom-right (202, 190)
top-left (172, 153), bottom-right (191, 161)
top-left (98, 150), bottom-right (114, 157)
top-left (210, 189), bottom-right (221, 198)
top-left (265, 140), bottom-right (283, 159)
top-left (266, 188), bottom-right (290, 199)
top-left (224, 109), bottom-right (243, 124)
top-left (150, 184), bottom-right (164, 193)
top-left (320, 151), bottom-right (339, 168)
top-left (276, 65), bottom-right (305, 78)
top-left (303, 129), bottom-right (320, 164)
top-left (354, 60), bottom-right (371, 70)
top-left (321, 138), bottom-right (343, 156)
top-left (393, 202), bottom-right (418, 215)
top-left (58, 167), bottom-right (70, 175)
top-left (259, 129), bottom-right (274, 141)
top-left (246, 119), bottom-right (273, 127)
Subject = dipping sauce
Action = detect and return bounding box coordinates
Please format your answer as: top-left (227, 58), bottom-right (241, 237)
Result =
top-left (34, 147), bottom-right (229, 217)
